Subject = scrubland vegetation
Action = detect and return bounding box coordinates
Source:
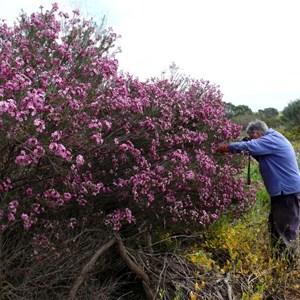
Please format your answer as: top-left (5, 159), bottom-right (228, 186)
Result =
top-left (1, 4), bottom-right (300, 299)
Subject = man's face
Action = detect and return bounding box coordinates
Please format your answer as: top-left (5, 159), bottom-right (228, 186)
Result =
top-left (248, 132), bottom-right (262, 139)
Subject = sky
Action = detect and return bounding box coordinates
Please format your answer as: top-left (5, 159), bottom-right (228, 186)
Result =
top-left (1, 0), bottom-right (300, 112)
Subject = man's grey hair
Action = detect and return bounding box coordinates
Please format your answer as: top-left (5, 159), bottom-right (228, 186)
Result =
top-left (246, 120), bottom-right (269, 134)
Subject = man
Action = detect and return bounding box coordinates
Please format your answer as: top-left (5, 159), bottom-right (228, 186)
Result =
top-left (217, 120), bottom-right (300, 260)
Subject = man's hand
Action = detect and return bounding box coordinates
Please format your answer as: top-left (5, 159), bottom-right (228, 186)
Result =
top-left (217, 143), bottom-right (230, 153)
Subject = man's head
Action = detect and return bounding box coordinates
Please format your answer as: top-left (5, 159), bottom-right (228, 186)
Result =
top-left (246, 120), bottom-right (268, 139)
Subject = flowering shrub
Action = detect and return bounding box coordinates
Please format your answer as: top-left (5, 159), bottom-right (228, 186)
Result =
top-left (0, 4), bottom-right (256, 240)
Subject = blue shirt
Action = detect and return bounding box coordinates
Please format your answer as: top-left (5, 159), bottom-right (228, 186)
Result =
top-left (229, 129), bottom-right (300, 197)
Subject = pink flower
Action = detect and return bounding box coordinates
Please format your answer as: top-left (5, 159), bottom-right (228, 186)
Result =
top-left (78, 199), bottom-right (87, 206)
top-left (26, 188), bottom-right (33, 196)
top-left (15, 151), bottom-right (33, 166)
top-left (63, 193), bottom-right (72, 201)
top-left (91, 133), bottom-right (103, 144)
top-left (7, 212), bottom-right (15, 222)
top-left (119, 144), bottom-right (128, 151)
top-left (186, 170), bottom-right (195, 180)
top-left (52, 3), bottom-right (59, 10)
top-left (9, 200), bottom-right (19, 210)
top-left (21, 214), bottom-right (33, 230)
top-left (76, 155), bottom-right (84, 166)
top-left (21, 213), bottom-right (29, 221)
top-left (51, 130), bottom-right (62, 141)
top-left (49, 142), bottom-right (58, 152)
top-left (33, 118), bottom-right (45, 132)
top-left (27, 137), bottom-right (38, 147)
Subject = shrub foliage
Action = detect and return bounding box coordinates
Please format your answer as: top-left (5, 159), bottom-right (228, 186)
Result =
top-left (0, 4), bottom-right (256, 238)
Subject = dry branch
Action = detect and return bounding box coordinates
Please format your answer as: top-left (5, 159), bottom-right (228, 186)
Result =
top-left (224, 272), bottom-right (233, 300)
top-left (116, 237), bottom-right (154, 300)
top-left (68, 236), bottom-right (117, 300)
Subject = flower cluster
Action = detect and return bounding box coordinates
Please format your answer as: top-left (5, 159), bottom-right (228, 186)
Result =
top-left (0, 4), bottom-right (256, 239)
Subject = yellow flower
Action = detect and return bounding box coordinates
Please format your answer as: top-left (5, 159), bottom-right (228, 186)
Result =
top-left (189, 291), bottom-right (197, 300)
top-left (250, 292), bottom-right (264, 300)
top-left (220, 268), bottom-right (225, 274)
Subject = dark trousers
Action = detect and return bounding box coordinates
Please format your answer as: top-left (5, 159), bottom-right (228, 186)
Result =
top-left (269, 192), bottom-right (300, 258)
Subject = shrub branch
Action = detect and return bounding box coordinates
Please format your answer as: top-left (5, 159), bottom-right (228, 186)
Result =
top-left (68, 236), bottom-right (117, 300)
top-left (116, 235), bottom-right (154, 299)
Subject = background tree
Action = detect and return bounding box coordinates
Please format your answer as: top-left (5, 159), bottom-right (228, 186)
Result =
top-left (257, 107), bottom-right (280, 128)
top-left (279, 99), bottom-right (300, 150)
top-left (225, 102), bottom-right (254, 131)
top-left (233, 104), bottom-right (253, 116)
top-left (224, 101), bottom-right (236, 118)
top-left (257, 107), bottom-right (278, 118)
top-left (281, 99), bottom-right (300, 129)
top-left (224, 102), bottom-right (253, 118)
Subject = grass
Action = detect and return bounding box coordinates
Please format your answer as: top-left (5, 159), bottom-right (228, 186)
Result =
top-left (185, 161), bottom-right (300, 299)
